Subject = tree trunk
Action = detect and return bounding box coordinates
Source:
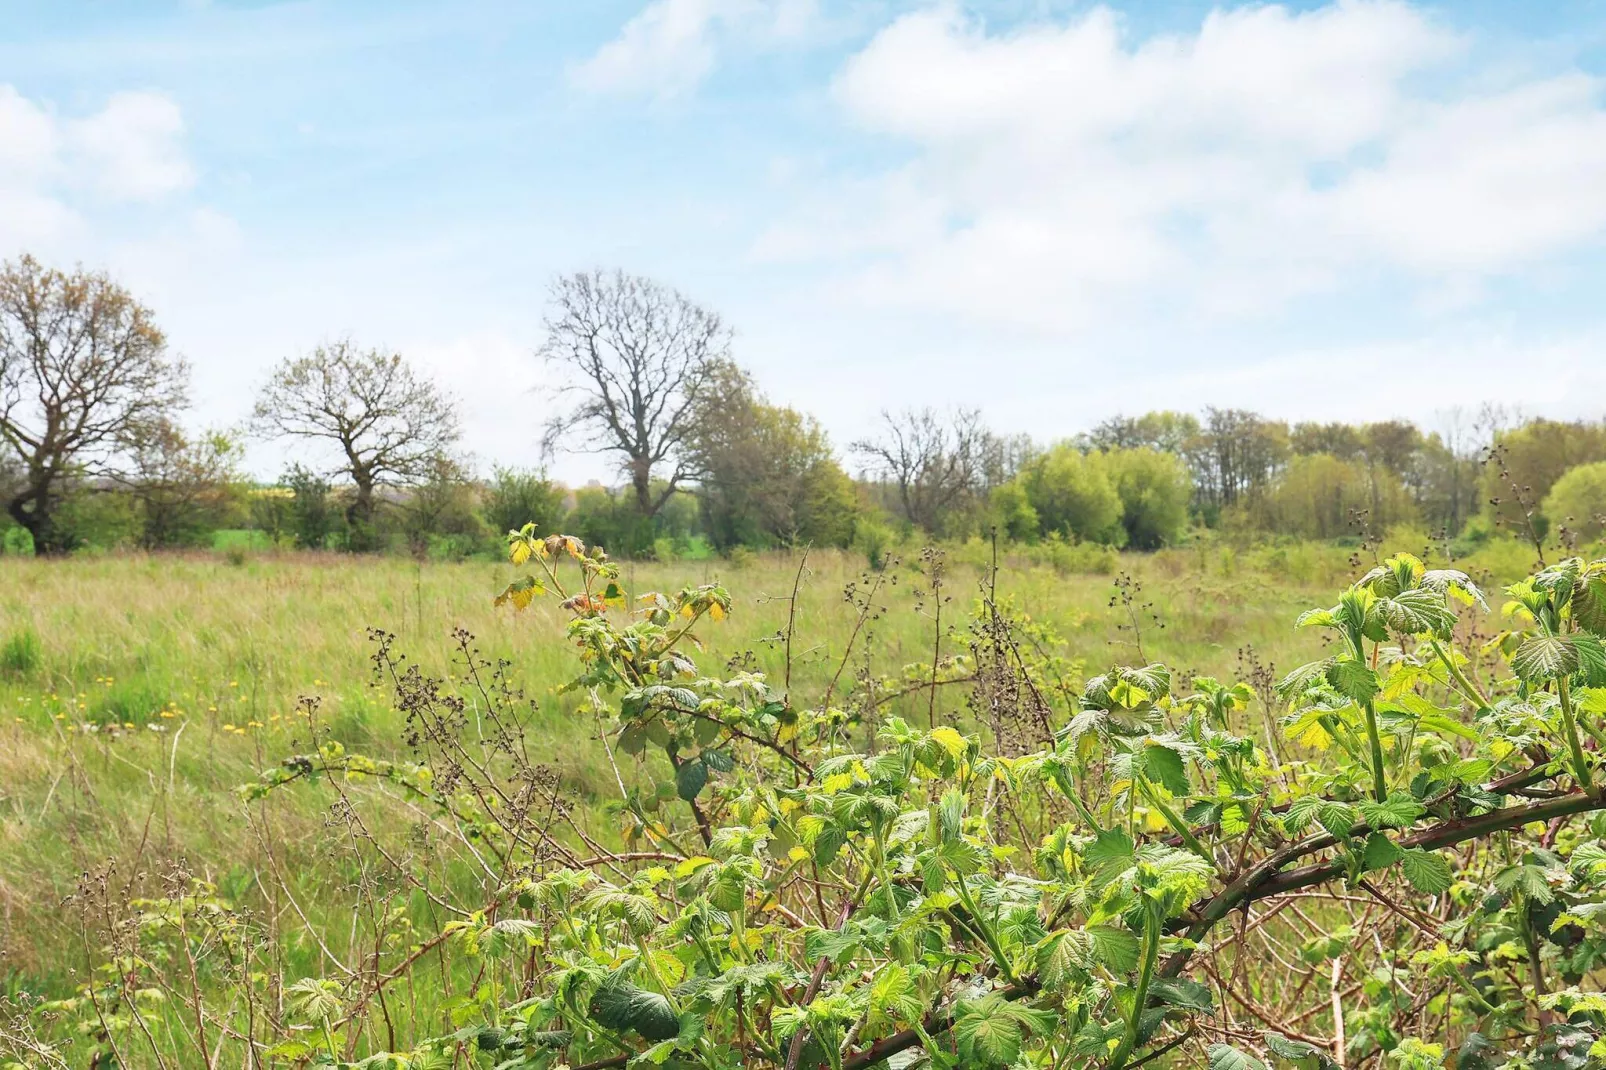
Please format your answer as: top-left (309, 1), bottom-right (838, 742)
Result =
top-left (631, 457), bottom-right (655, 518)
top-left (7, 478), bottom-right (65, 556)
top-left (347, 479), bottom-right (379, 552)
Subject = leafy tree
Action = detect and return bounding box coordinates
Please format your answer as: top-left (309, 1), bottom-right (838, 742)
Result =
top-left (689, 363), bottom-right (857, 549)
top-left (1185, 408), bottom-right (1289, 517)
top-left (0, 255), bottom-right (189, 554)
top-left (1544, 460), bottom-right (1606, 544)
top-left (116, 420), bottom-right (243, 549)
top-left (539, 270), bottom-right (729, 520)
top-left (1017, 443), bottom-right (1125, 544)
top-left (1082, 411), bottom-right (1200, 455)
top-left (483, 467), bottom-right (567, 539)
top-left (252, 340), bottom-right (460, 550)
top-left (283, 464), bottom-right (341, 550)
top-left (1483, 418), bottom-right (1606, 536)
top-left (399, 456), bottom-right (485, 557)
top-left (1250, 452), bottom-right (1416, 539)
top-left (1096, 447), bottom-right (1192, 550)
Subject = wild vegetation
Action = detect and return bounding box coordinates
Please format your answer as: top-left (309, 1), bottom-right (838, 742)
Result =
top-left (8, 254), bottom-right (1606, 1068)
top-left (3, 525), bottom-right (1606, 1068)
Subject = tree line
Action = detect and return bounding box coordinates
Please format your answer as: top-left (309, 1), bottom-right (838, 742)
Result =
top-left (3, 255), bottom-right (1606, 557)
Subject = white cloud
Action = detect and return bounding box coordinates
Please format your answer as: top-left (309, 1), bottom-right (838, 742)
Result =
top-left (761, 1), bottom-right (1606, 331)
top-left (0, 85), bottom-right (202, 259)
top-left (69, 90), bottom-right (196, 201)
top-left (572, 0), bottom-right (818, 99)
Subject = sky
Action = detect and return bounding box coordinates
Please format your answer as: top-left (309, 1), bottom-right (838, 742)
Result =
top-left (4, 0), bottom-right (1606, 484)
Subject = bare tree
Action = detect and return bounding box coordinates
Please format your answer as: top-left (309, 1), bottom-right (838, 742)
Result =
top-left (0, 255), bottom-right (189, 554)
top-left (539, 270), bottom-right (729, 519)
top-left (252, 340), bottom-right (460, 545)
top-left (853, 407), bottom-right (993, 534)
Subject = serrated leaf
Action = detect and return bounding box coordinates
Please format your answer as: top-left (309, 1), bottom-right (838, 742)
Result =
top-left (1358, 794), bottom-right (1425, 831)
top-left (589, 982), bottom-right (680, 1041)
top-left (1087, 925), bottom-right (1141, 973)
top-left (1399, 848), bottom-right (1453, 894)
top-left (954, 1007), bottom-right (1021, 1066)
top-left (1149, 976), bottom-right (1214, 1014)
top-left (1362, 832), bottom-right (1402, 872)
top-left (1326, 659), bottom-right (1379, 704)
top-left (1143, 743), bottom-right (1190, 797)
top-left (1209, 1042), bottom-right (1269, 1070)
top-left (1084, 828), bottom-right (1137, 884)
top-left (1512, 636), bottom-right (1580, 682)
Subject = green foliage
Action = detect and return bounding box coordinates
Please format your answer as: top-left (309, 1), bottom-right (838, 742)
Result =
top-left (1016, 443), bottom-right (1125, 545)
top-left (18, 537), bottom-right (1606, 1069)
top-left (284, 464), bottom-right (344, 549)
top-left (1485, 419), bottom-right (1606, 533)
top-left (483, 467), bottom-right (567, 542)
top-left (1544, 460), bottom-right (1606, 544)
top-left (1098, 446), bottom-right (1193, 550)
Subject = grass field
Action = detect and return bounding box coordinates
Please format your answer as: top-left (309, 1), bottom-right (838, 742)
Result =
top-left (0, 532), bottom-right (1547, 1001)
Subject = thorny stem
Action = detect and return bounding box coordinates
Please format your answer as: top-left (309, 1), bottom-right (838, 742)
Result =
top-left (1105, 896), bottom-right (1161, 1070)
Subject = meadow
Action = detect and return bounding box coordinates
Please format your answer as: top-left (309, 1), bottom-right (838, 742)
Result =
top-left (0, 531), bottom-right (1573, 1068)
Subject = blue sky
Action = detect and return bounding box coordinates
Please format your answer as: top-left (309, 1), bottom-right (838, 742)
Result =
top-left (4, 0), bottom-right (1606, 482)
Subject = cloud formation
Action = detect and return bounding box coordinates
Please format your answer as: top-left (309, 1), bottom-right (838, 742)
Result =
top-left (758, 1), bottom-right (1606, 330)
top-left (571, 0), bottom-right (817, 99)
top-left (0, 85), bottom-right (196, 253)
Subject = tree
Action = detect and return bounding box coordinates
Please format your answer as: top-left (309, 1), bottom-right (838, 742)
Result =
top-left (853, 407), bottom-right (993, 536)
top-left (1096, 447), bottom-right (1192, 550)
top-left (1185, 408), bottom-right (1289, 518)
top-left (688, 363), bottom-right (857, 549)
top-left (539, 270), bottom-right (729, 520)
top-left (483, 467), bottom-right (567, 539)
top-left (0, 255), bottom-right (189, 554)
top-left (117, 420), bottom-right (243, 549)
top-left (1543, 461), bottom-right (1606, 544)
top-left (1082, 411), bottom-right (1199, 455)
top-left (1017, 444), bottom-right (1125, 545)
top-left (252, 340), bottom-right (460, 549)
top-left (1482, 419), bottom-right (1606, 536)
top-left (399, 456), bottom-right (484, 558)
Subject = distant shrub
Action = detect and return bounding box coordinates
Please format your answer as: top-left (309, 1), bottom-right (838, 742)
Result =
top-left (482, 467), bottom-right (566, 539)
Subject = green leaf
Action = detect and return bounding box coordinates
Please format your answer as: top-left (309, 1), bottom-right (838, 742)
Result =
top-left (588, 982), bottom-right (680, 1042)
top-left (1084, 828), bottom-right (1137, 884)
top-left (1087, 925), bottom-right (1141, 973)
top-left (1399, 848), bottom-right (1453, 895)
top-left (675, 758), bottom-right (708, 802)
top-left (1511, 636), bottom-right (1580, 683)
top-left (1149, 977), bottom-right (1214, 1014)
top-left (1264, 1031), bottom-right (1337, 1068)
top-left (1143, 743), bottom-right (1190, 797)
top-left (954, 1006), bottom-right (1021, 1066)
top-left (1575, 634), bottom-right (1606, 686)
top-left (1362, 832), bottom-right (1403, 872)
top-left (1358, 794), bottom-right (1425, 831)
top-left (1325, 659), bottom-right (1379, 704)
top-left (1574, 570), bottom-right (1606, 636)
top-left (1209, 1042), bottom-right (1269, 1070)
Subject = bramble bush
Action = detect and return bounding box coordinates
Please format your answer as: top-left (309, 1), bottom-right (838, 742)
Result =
top-left (12, 529), bottom-right (1606, 1069)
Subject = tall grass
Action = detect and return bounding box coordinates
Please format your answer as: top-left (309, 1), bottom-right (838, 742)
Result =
top-left (0, 534), bottom-right (1540, 998)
